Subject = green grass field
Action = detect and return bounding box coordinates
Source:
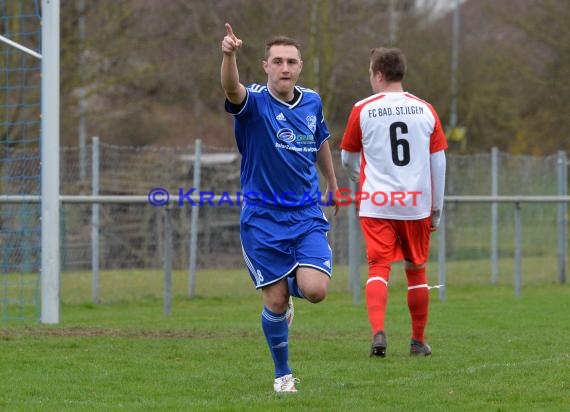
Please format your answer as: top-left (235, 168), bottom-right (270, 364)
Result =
top-left (1, 265), bottom-right (569, 411)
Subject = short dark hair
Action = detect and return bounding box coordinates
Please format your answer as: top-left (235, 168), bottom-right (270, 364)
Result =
top-left (265, 36), bottom-right (302, 60)
top-left (369, 47), bottom-right (406, 82)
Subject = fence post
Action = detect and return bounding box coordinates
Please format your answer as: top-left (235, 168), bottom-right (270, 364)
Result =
top-left (438, 209), bottom-right (446, 301)
top-left (188, 139), bottom-right (202, 298)
top-left (163, 203), bottom-right (172, 316)
top-left (77, 0), bottom-right (87, 187)
top-left (557, 150), bottom-right (567, 284)
top-left (91, 136), bottom-right (100, 304)
top-left (514, 203), bottom-right (522, 297)
top-left (491, 147), bottom-right (499, 284)
top-left (347, 179), bottom-right (361, 305)
top-left (60, 205), bottom-right (66, 271)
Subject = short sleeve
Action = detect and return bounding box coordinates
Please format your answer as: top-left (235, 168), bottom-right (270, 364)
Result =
top-left (340, 105), bottom-right (363, 152)
top-left (224, 88), bottom-right (252, 118)
top-left (428, 105), bottom-right (448, 153)
top-left (315, 106), bottom-right (331, 148)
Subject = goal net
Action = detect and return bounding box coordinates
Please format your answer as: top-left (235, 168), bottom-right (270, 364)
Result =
top-left (0, 0), bottom-right (42, 321)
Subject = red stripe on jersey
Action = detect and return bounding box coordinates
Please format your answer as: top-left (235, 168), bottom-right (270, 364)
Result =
top-left (340, 94), bottom-right (387, 152)
top-left (359, 150), bottom-right (368, 200)
top-left (405, 93), bottom-right (448, 153)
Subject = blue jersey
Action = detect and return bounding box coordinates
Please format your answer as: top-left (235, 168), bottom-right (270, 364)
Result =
top-left (225, 84), bottom-right (330, 208)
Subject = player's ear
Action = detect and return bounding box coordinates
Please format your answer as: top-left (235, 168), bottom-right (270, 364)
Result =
top-left (262, 59), bottom-right (269, 74)
top-left (298, 59), bottom-right (303, 71)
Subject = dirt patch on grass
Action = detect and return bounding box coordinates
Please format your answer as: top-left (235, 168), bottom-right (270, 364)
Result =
top-left (0, 326), bottom-right (241, 339)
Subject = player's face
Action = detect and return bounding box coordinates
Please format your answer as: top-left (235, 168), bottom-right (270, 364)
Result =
top-left (263, 45), bottom-right (303, 100)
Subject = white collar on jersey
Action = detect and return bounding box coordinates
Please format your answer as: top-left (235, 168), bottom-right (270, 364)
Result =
top-left (266, 85), bottom-right (303, 109)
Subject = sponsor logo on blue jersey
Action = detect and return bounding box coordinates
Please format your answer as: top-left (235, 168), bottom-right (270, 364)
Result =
top-left (276, 128), bottom-right (315, 146)
top-left (296, 134), bottom-right (315, 145)
top-left (277, 128), bottom-right (296, 143)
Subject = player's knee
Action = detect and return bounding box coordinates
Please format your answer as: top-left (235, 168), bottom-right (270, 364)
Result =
top-left (404, 260), bottom-right (425, 271)
top-left (264, 299), bottom-right (288, 313)
top-left (304, 285), bottom-right (328, 303)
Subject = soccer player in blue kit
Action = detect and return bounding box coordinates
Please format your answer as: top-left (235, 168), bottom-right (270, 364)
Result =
top-left (221, 23), bottom-right (339, 393)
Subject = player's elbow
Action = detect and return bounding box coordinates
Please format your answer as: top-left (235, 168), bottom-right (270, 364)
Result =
top-left (224, 89), bottom-right (243, 105)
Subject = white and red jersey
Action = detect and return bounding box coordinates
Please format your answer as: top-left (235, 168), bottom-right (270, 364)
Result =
top-left (340, 92), bottom-right (447, 220)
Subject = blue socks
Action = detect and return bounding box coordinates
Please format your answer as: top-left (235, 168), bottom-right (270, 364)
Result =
top-left (261, 307), bottom-right (291, 378)
top-left (287, 276), bottom-right (305, 299)
top-left (261, 277), bottom-right (303, 378)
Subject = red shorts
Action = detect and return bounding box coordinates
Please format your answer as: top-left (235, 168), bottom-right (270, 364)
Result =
top-left (360, 217), bottom-right (431, 267)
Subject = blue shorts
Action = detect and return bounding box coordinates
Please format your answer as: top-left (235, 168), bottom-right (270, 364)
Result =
top-left (240, 203), bottom-right (332, 289)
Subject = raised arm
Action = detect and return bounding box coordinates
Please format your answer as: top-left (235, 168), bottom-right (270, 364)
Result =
top-left (220, 23), bottom-right (246, 105)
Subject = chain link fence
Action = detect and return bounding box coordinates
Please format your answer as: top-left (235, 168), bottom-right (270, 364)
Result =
top-left (1, 142), bottom-right (567, 308)
top-left (57, 143), bottom-right (566, 276)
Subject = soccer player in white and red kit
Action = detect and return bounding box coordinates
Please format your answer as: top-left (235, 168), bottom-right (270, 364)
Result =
top-left (340, 47), bottom-right (447, 357)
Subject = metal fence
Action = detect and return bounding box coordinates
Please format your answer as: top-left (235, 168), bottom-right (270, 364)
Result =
top-left (57, 142), bottom-right (568, 264)
top-left (59, 142), bottom-right (570, 305)
top-left (1, 140), bottom-right (568, 310)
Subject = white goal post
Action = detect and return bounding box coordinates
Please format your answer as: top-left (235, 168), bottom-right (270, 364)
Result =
top-left (0, 0), bottom-right (59, 324)
top-left (41, 0), bottom-right (61, 324)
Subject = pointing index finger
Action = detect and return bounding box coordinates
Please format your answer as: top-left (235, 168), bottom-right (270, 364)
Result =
top-left (225, 23), bottom-right (236, 39)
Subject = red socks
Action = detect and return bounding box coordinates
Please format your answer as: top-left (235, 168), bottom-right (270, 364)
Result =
top-left (367, 265), bottom-right (430, 343)
top-left (406, 267), bottom-right (429, 343)
top-left (365, 265), bottom-right (390, 335)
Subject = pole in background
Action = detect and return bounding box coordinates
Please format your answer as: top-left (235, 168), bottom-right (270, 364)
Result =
top-left (441, 0), bottom-right (461, 281)
top-left (188, 139), bottom-right (202, 297)
top-left (557, 151), bottom-right (567, 284)
top-left (41, 0), bottom-right (61, 324)
top-left (388, 0), bottom-right (397, 45)
top-left (77, 0), bottom-right (87, 187)
top-left (449, 0), bottom-right (460, 130)
top-left (347, 179), bottom-right (361, 305)
top-left (438, 210), bottom-right (446, 301)
top-left (491, 147), bottom-right (499, 284)
top-left (514, 203), bottom-right (522, 297)
top-left (163, 204), bottom-right (173, 316)
top-left (91, 137), bottom-right (100, 304)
